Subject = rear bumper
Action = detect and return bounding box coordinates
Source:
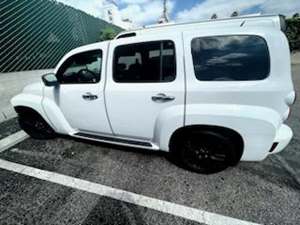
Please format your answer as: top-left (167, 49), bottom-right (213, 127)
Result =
top-left (269, 124), bottom-right (293, 154)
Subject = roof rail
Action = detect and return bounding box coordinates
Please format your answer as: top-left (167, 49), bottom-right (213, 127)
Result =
top-left (114, 14), bottom-right (284, 39)
top-left (116, 32), bottom-right (136, 39)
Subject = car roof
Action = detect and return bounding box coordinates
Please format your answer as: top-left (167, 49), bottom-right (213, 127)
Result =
top-left (115, 14), bottom-right (283, 39)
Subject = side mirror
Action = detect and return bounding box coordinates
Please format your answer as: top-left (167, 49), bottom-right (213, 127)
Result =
top-left (42, 73), bottom-right (59, 87)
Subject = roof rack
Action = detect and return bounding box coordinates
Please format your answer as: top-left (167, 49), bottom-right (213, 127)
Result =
top-left (116, 32), bottom-right (136, 39)
top-left (115, 14), bottom-right (285, 39)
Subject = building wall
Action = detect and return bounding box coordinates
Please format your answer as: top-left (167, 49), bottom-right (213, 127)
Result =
top-left (0, 0), bottom-right (121, 73)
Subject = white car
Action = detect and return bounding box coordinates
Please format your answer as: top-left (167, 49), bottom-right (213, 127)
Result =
top-left (11, 15), bottom-right (296, 173)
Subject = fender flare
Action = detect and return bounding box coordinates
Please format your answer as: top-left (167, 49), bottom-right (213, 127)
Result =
top-left (11, 93), bottom-right (74, 134)
top-left (156, 104), bottom-right (281, 161)
top-left (11, 93), bottom-right (53, 126)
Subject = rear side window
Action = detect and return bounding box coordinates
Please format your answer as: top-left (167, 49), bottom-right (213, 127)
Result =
top-left (191, 35), bottom-right (270, 81)
top-left (113, 40), bottom-right (176, 83)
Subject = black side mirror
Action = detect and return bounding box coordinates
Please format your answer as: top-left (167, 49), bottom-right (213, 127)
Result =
top-left (42, 73), bottom-right (59, 87)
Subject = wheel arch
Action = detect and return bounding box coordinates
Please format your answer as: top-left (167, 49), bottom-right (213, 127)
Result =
top-left (14, 105), bottom-right (55, 130)
top-left (11, 93), bottom-right (54, 128)
top-left (15, 105), bottom-right (43, 117)
top-left (169, 125), bottom-right (244, 165)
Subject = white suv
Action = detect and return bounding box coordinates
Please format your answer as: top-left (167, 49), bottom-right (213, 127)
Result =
top-left (11, 15), bottom-right (295, 173)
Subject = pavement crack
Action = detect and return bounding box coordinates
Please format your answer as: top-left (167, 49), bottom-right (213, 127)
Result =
top-left (2, 112), bottom-right (7, 120)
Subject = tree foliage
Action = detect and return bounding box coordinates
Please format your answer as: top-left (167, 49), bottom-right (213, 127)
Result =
top-left (99, 27), bottom-right (119, 41)
top-left (211, 13), bottom-right (218, 19)
top-left (285, 16), bottom-right (300, 51)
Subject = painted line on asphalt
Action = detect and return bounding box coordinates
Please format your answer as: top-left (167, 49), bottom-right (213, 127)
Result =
top-left (0, 158), bottom-right (261, 225)
top-left (274, 155), bottom-right (300, 186)
top-left (0, 130), bottom-right (28, 153)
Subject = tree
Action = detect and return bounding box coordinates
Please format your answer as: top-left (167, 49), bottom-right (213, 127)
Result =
top-left (292, 13), bottom-right (299, 18)
top-left (211, 13), bottom-right (218, 19)
top-left (231, 11), bottom-right (239, 17)
top-left (99, 27), bottom-right (118, 41)
top-left (285, 17), bottom-right (300, 51)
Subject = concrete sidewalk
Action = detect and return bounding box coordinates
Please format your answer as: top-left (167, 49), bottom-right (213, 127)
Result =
top-left (0, 69), bottom-right (53, 123)
top-left (291, 51), bottom-right (300, 64)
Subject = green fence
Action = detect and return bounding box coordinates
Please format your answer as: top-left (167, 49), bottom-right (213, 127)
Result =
top-left (0, 0), bottom-right (121, 73)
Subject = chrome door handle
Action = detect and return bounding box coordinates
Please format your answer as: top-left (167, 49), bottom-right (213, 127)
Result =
top-left (82, 92), bottom-right (98, 101)
top-left (151, 93), bottom-right (175, 102)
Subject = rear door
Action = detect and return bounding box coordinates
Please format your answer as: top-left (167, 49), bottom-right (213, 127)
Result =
top-left (105, 33), bottom-right (185, 140)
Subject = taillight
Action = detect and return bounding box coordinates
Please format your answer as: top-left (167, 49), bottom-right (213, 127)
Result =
top-left (285, 91), bottom-right (296, 106)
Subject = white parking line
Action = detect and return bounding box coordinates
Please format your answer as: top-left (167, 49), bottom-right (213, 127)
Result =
top-left (0, 158), bottom-right (261, 225)
top-left (0, 130), bottom-right (28, 152)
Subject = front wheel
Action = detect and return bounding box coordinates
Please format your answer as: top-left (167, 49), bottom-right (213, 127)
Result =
top-left (18, 112), bottom-right (56, 140)
top-left (171, 130), bottom-right (238, 174)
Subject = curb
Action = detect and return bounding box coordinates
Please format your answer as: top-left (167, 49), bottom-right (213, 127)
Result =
top-left (0, 109), bottom-right (16, 124)
top-left (0, 131), bottom-right (28, 153)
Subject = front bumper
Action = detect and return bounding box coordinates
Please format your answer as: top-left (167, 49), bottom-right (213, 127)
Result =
top-left (269, 124), bottom-right (293, 154)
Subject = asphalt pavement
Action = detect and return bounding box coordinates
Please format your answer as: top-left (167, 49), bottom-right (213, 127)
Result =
top-left (0, 65), bottom-right (299, 225)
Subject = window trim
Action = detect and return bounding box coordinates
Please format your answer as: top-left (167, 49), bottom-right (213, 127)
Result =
top-left (56, 49), bottom-right (103, 85)
top-left (113, 40), bottom-right (177, 83)
top-left (190, 34), bottom-right (271, 82)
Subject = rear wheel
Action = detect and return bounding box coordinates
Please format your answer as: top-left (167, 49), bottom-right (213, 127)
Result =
top-left (18, 112), bottom-right (56, 139)
top-left (171, 130), bottom-right (238, 174)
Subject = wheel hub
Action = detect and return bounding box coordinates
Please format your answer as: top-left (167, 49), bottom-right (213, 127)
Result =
top-left (195, 147), bottom-right (211, 159)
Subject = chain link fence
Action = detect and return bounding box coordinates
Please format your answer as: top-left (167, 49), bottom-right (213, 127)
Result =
top-left (0, 0), bottom-right (121, 73)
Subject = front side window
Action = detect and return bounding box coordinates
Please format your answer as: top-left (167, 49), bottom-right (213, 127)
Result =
top-left (191, 35), bottom-right (270, 81)
top-left (113, 40), bottom-right (176, 83)
top-left (57, 50), bottom-right (102, 84)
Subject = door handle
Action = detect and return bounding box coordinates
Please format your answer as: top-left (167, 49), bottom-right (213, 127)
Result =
top-left (82, 92), bottom-right (98, 101)
top-left (151, 93), bottom-right (175, 102)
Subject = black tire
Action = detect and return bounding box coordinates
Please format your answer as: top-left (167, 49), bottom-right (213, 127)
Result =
top-left (18, 112), bottom-right (56, 140)
top-left (170, 130), bottom-right (238, 174)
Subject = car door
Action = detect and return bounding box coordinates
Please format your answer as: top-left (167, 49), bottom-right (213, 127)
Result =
top-left (44, 44), bottom-right (112, 135)
top-left (105, 33), bottom-right (185, 140)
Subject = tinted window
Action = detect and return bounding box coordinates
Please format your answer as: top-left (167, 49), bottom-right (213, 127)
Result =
top-left (57, 50), bottom-right (102, 84)
top-left (113, 41), bottom-right (176, 83)
top-left (191, 35), bottom-right (270, 81)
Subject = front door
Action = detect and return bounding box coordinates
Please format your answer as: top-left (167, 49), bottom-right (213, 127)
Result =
top-left (46, 45), bottom-right (112, 135)
top-left (105, 34), bottom-right (185, 140)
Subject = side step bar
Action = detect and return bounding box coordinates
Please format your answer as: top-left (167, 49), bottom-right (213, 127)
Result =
top-left (73, 132), bottom-right (158, 150)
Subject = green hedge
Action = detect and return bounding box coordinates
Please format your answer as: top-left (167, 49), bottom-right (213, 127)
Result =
top-left (286, 17), bottom-right (300, 51)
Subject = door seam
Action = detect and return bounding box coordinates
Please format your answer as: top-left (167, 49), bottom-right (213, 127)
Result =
top-left (181, 32), bottom-right (187, 126)
top-left (103, 41), bottom-right (115, 135)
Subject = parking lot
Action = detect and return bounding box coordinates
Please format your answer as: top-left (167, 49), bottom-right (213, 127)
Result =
top-left (0, 65), bottom-right (299, 225)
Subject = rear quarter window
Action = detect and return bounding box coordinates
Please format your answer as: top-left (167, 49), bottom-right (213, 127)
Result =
top-left (191, 35), bottom-right (270, 81)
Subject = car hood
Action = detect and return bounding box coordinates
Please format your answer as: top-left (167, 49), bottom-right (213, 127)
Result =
top-left (23, 81), bottom-right (44, 96)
